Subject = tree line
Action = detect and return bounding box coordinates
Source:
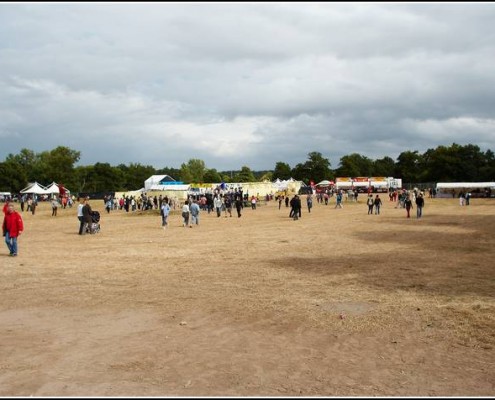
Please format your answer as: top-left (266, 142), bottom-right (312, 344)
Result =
top-left (0, 143), bottom-right (493, 193)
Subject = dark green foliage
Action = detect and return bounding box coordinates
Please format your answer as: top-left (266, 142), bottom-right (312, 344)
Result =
top-left (1, 143), bottom-right (493, 193)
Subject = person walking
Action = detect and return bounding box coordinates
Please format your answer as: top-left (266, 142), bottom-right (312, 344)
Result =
top-left (374, 195), bottom-right (382, 215)
top-left (251, 195), bottom-right (257, 210)
top-left (224, 195), bottom-right (233, 217)
top-left (235, 194), bottom-right (243, 218)
top-left (366, 195), bottom-right (374, 215)
top-left (51, 197), bottom-right (59, 216)
top-left (81, 197), bottom-right (94, 234)
top-left (181, 201), bottom-right (190, 227)
top-left (415, 193), bottom-right (424, 218)
top-left (2, 203), bottom-right (24, 256)
top-left (160, 199), bottom-right (171, 229)
top-left (404, 195), bottom-right (413, 218)
top-left (307, 194), bottom-right (313, 213)
top-left (335, 191), bottom-right (343, 209)
top-left (290, 195), bottom-right (302, 220)
top-left (77, 198), bottom-right (85, 234)
top-left (295, 195), bottom-right (302, 219)
top-left (105, 197), bottom-right (113, 214)
top-left (190, 199), bottom-right (200, 227)
top-left (214, 195), bottom-right (223, 218)
top-left (30, 196), bottom-right (37, 215)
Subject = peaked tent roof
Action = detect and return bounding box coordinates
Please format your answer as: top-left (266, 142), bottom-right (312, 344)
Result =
top-left (20, 182), bottom-right (49, 195)
top-left (144, 175), bottom-right (177, 190)
top-left (45, 182), bottom-right (70, 194)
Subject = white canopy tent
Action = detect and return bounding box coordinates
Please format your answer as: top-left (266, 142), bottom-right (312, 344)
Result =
top-left (144, 175), bottom-right (177, 191)
top-left (20, 182), bottom-right (50, 195)
top-left (316, 180), bottom-right (334, 187)
top-left (436, 182), bottom-right (495, 189)
top-left (45, 182), bottom-right (70, 195)
top-left (273, 178), bottom-right (296, 191)
top-left (148, 184), bottom-right (190, 191)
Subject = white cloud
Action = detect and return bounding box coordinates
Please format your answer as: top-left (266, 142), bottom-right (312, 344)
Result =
top-left (0, 2), bottom-right (494, 170)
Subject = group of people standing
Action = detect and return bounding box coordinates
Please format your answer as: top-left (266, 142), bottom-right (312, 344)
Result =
top-left (174, 192), bottom-right (245, 228)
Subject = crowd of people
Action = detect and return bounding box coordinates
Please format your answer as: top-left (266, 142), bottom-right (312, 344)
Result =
top-left (0, 183), bottom-right (482, 257)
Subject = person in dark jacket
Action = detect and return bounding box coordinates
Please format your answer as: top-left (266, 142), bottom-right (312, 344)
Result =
top-left (415, 193), bottom-right (425, 218)
top-left (404, 195), bottom-right (413, 218)
top-left (82, 197), bottom-right (94, 234)
top-left (290, 195), bottom-right (302, 220)
top-left (374, 195), bottom-right (383, 215)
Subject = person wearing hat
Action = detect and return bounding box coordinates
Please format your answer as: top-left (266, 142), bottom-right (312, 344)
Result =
top-left (2, 202), bottom-right (24, 256)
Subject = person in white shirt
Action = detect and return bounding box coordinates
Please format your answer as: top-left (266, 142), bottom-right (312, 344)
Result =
top-left (77, 198), bottom-right (85, 234)
top-left (181, 201), bottom-right (190, 227)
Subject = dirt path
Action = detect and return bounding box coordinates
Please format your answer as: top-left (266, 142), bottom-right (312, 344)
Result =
top-left (1, 196), bottom-right (494, 396)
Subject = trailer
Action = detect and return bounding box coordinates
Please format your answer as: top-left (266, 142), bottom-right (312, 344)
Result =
top-left (436, 182), bottom-right (495, 198)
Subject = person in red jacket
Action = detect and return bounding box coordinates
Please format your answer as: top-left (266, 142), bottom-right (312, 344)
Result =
top-left (2, 203), bottom-right (24, 256)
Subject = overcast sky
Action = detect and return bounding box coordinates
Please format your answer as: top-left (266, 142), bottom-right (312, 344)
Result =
top-left (1, 2), bottom-right (494, 171)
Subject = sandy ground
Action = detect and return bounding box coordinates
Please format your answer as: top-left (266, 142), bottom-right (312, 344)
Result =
top-left (1, 195), bottom-right (494, 396)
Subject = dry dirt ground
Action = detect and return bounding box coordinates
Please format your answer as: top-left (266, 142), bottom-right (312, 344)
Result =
top-left (1, 195), bottom-right (494, 397)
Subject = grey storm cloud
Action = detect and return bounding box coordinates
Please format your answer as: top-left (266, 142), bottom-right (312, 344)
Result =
top-left (0, 2), bottom-right (494, 171)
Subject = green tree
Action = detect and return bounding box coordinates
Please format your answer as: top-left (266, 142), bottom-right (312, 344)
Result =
top-left (220, 173), bottom-right (233, 183)
top-left (179, 164), bottom-right (193, 183)
top-left (421, 143), bottom-right (488, 182)
top-left (480, 149), bottom-right (495, 181)
top-left (292, 152), bottom-right (332, 183)
top-left (38, 146), bottom-right (81, 188)
top-left (89, 162), bottom-right (124, 192)
top-left (0, 160), bottom-right (27, 192)
top-left (273, 162), bottom-right (292, 180)
top-left (180, 159), bottom-right (207, 183)
top-left (117, 163), bottom-right (156, 190)
top-left (234, 166), bottom-right (256, 182)
top-left (203, 168), bottom-right (222, 183)
top-left (395, 150), bottom-right (423, 183)
top-left (335, 153), bottom-right (373, 177)
top-left (291, 162), bottom-right (311, 183)
top-left (372, 156), bottom-right (396, 177)
top-left (259, 171), bottom-right (273, 182)
top-left (73, 165), bottom-right (92, 193)
top-left (155, 166), bottom-right (181, 181)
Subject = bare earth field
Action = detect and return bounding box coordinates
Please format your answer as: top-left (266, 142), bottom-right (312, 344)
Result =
top-left (1, 196), bottom-right (494, 397)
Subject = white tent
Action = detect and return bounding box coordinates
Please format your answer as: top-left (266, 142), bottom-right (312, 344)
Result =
top-left (20, 182), bottom-right (49, 195)
top-left (436, 182), bottom-right (495, 189)
top-left (316, 180), bottom-right (334, 187)
top-left (144, 175), bottom-right (177, 190)
top-left (436, 182), bottom-right (495, 198)
top-left (148, 184), bottom-right (190, 191)
top-left (45, 182), bottom-right (59, 194)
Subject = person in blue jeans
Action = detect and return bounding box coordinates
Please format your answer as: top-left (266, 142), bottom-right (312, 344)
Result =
top-left (3, 203), bottom-right (24, 256)
top-left (415, 193), bottom-right (424, 218)
top-left (374, 194), bottom-right (382, 215)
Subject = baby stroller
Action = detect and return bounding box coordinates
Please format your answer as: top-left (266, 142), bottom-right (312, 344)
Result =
top-left (86, 211), bottom-right (101, 234)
